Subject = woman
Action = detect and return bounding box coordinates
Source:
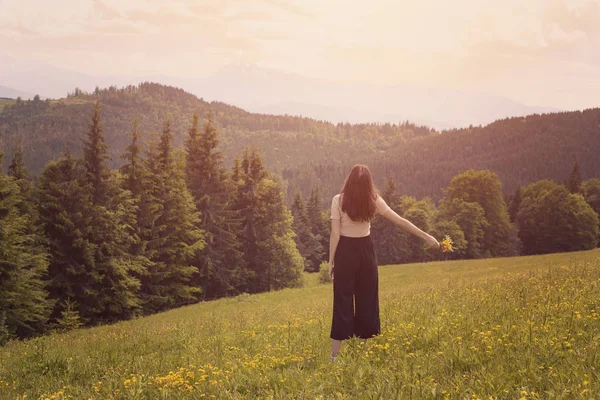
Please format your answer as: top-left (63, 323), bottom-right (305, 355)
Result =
top-left (329, 164), bottom-right (439, 361)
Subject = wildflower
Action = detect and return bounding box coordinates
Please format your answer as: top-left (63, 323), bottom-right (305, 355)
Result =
top-left (440, 235), bottom-right (454, 253)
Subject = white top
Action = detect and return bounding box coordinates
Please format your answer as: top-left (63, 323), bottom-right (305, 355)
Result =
top-left (330, 194), bottom-right (391, 237)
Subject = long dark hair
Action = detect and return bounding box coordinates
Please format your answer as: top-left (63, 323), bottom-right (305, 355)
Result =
top-left (340, 164), bottom-right (379, 222)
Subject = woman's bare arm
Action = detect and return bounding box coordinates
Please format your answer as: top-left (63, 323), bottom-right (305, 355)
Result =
top-left (383, 209), bottom-right (440, 247)
top-left (329, 219), bottom-right (341, 279)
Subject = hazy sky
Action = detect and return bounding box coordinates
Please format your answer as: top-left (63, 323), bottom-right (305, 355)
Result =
top-left (1, 0), bottom-right (599, 110)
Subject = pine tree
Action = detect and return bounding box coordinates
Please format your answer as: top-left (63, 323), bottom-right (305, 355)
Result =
top-left (236, 148), bottom-right (303, 292)
top-left (305, 186), bottom-right (327, 267)
top-left (120, 119), bottom-right (143, 199)
top-left (507, 186), bottom-right (523, 223)
top-left (306, 186), bottom-right (326, 237)
top-left (0, 171), bottom-right (51, 340)
top-left (82, 104), bottom-right (142, 321)
top-left (8, 143), bottom-right (28, 181)
top-left (290, 190), bottom-right (322, 272)
top-left (567, 161), bottom-right (582, 194)
top-left (371, 177), bottom-right (412, 265)
top-left (185, 115), bottom-right (244, 299)
top-left (140, 119), bottom-right (205, 312)
top-left (83, 102), bottom-right (110, 204)
top-left (120, 119), bottom-right (154, 294)
top-left (37, 151), bottom-right (98, 322)
top-left (7, 143), bottom-right (34, 217)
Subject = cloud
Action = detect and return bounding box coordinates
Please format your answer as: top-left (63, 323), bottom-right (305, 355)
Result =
top-left (467, 0), bottom-right (600, 65)
top-left (263, 0), bottom-right (314, 17)
top-left (92, 0), bottom-right (121, 21)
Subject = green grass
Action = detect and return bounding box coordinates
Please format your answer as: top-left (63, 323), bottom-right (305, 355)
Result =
top-left (1, 250), bottom-right (599, 399)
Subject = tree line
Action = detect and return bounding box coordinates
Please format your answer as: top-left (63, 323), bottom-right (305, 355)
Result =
top-left (282, 109), bottom-right (600, 205)
top-left (290, 167), bottom-right (599, 272)
top-left (0, 103), bottom-right (303, 344)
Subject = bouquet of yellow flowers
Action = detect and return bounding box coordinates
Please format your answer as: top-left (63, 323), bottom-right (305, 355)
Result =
top-left (440, 235), bottom-right (454, 253)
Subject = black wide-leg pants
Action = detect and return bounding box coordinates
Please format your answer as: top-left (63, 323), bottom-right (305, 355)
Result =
top-left (330, 235), bottom-right (380, 340)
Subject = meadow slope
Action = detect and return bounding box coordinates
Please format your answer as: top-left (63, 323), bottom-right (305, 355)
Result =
top-left (1, 250), bottom-right (599, 399)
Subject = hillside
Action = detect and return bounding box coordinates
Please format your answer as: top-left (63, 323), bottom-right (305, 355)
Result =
top-left (284, 109), bottom-right (600, 201)
top-left (1, 250), bottom-right (598, 398)
top-left (1, 83), bottom-right (598, 204)
top-left (0, 83), bottom-right (432, 175)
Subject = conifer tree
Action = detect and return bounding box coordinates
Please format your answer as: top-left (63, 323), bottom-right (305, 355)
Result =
top-left (567, 161), bottom-right (582, 194)
top-left (235, 148), bottom-right (303, 292)
top-left (0, 167), bottom-right (51, 341)
top-left (83, 102), bottom-right (110, 204)
top-left (120, 119), bottom-right (144, 199)
top-left (120, 119), bottom-right (154, 290)
top-left (140, 119), bottom-right (205, 312)
top-left (371, 177), bottom-right (412, 264)
top-left (305, 186), bottom-right (327, 267)
top-left (290, 190), bottom-right (323, 272)
top-left (81, 104), bottom-right (142, 321)
top-left (37, 150), bottom-right (98, 322)
top-left (185, 115), bottom-right (244, 298)
top-left (507, 186), bottom-right (523, 223)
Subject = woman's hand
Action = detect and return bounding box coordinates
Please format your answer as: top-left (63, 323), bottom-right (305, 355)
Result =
top-left (329, 263), bottom-right (334, 281)
top-left (424, 234), bottom-right (440, 249)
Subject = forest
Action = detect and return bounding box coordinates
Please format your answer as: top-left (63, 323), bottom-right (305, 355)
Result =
top-left (0, 84), bottom-right (433, 176)
top-left (1, 84), bottom-right (599, 344)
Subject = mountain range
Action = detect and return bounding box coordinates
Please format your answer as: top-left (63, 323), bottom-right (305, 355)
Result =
top-left (0, 53), bottom-right (558, 129)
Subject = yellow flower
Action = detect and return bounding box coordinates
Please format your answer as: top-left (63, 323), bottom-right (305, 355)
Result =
top-left (441, 235), bottom-right (454, 253)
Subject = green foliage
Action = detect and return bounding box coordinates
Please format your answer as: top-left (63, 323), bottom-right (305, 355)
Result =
top-left (567, 161), bottom-right (582, 194)
top-left (55, 299), bottom-right (83, 331)
top-left (37, 152), bottom-right (97, 322)
top-left (83, 102), bottom-right (110, 204)
top-left (582, 178), bottom-right (600, 215)
top-left (318, 261), bottom-right (331, 284)
top-left (38, 106), bottom-right (144, 324)
top-left (517, 180), bottom-right (599, 254)
top-left (582, 178), bottom-right (600, 244)
top-left (403, 198), bottom-right (436, 262)
top-left (184, 114), bottom-right (244, 299)
top-left (506, 186), bottom-right (522, 223)
top-left (291, 190), bottom-right (325, 272)
top-left (7, 143), bottom-right (28, 181)
top-left (447, 170), bottom-right (517, 257)
top-left (0, 173), bottom-right (51, 340)
top-left (0, 312), bottom-right (9, 346)
top-left (235, 148), bottom-right (303, 292)
top-left (437, 198), bottom-right (488, 259)
top-left (140, 120), bottom-right (205, 312)
top-left (429, 220), bottom-right (467, 259)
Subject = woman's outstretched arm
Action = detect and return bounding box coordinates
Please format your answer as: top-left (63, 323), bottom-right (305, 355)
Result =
top-left (383, 209), bottom-right (440, 248)
top-left (328, 219), bottom-right (341, 280)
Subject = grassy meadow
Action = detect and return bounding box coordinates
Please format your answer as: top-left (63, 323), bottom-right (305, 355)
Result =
top-left (1, 249), bottom-right (599, 399)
